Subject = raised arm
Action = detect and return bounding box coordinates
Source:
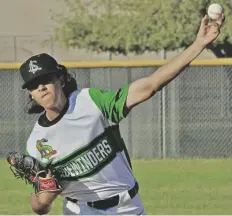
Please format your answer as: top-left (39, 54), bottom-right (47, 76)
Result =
top-left (126, 15), bottom-right (225, 109)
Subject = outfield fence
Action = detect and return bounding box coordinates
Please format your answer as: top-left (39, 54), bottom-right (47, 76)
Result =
top-left (1, 59), bottom-right (232, 159)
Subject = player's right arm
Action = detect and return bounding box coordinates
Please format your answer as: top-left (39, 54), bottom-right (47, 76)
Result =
top-left (30, 192), bottom-right (59, 215)
top-left (30, 170), bottom-right (61, 214)
top-left (22, 150), bottom-right (61, 214)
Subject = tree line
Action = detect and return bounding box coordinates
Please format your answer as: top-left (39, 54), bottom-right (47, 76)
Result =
top-left (53, 0), bottom-right (232, 57)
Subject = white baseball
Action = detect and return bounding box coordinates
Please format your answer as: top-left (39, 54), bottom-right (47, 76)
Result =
top-left (207, 3), bottom-right (223, 20)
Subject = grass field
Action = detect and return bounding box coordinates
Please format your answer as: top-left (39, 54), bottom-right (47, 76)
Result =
top-left (1, 159), bottom-right (232, 215)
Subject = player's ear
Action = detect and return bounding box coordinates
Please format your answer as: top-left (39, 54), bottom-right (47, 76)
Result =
top-left (59, 76), bottom-right (65, 88)
top-left (28, 93), bottom-right (34, 100)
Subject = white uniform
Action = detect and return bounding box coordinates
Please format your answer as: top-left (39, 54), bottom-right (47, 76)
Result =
top-left (26, 85), bottom-right (145, 215)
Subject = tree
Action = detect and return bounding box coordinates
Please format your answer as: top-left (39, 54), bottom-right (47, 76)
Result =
top-left (53, 0), bottom-right (232, 57)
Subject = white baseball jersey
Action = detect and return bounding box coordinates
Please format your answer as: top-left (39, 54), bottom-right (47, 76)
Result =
top-left (26, 85), bottom-right (137, 201)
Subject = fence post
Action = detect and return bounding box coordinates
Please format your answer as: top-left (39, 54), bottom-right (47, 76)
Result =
top-left (127, 67), bottom-right (132, 157)
top-left (13, 70), bottom-right (20, 152)
top-left (161, 49), bottom-right (166, 159)
top-left (169, 79), bottom-right (180, 157)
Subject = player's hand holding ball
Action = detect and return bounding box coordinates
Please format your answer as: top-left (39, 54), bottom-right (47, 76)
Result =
top-left (195, 3), bottom-right (225, 47)
top-left (207, 3), bottom-right (223, 22)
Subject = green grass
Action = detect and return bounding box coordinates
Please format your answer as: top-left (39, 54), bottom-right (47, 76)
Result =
top-left (1, 159), bottom-right (232, 214)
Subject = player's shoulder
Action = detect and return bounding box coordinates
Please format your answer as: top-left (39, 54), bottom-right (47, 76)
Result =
top-left (66, 88), bottom-right (97, 114)
top-left (69, 87), bottom-right (105, 101)
top-left (68, 88), bottom-right (92, 102)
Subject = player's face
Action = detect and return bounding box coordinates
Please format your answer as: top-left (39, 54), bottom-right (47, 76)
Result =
top-left (27, 74), bottom-right (65, 109)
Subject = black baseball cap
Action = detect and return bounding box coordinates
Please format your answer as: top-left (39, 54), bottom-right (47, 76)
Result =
top-left (20, 53), bottom-right (63, 89)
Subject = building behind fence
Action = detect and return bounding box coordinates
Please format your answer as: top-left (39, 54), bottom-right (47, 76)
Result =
top-left (0, 35), bottom-right (216, 62)
top-left (1, 60), bottom-right (232, 159)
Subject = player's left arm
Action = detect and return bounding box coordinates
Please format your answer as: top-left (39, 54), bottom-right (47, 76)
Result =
top-left (126, 15), bottom-right (225, 110)
top-left (90, 15), bottom-right (224, 123)
top-left (89, 85), bottom-right (130, 123)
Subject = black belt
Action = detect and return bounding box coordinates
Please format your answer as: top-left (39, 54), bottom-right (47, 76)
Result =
top-left (67, 182), bottom-right (139, 210)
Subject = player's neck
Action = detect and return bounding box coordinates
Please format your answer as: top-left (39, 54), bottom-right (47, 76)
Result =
top-left (45, 97), bottom-right (67, 121)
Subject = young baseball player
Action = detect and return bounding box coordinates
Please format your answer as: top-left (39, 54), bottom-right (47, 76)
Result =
top-left (19, 14), bottom-right (224, 215)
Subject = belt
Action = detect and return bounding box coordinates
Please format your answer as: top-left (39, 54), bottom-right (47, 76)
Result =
top-left (67, 182), bottom-right (139, 210)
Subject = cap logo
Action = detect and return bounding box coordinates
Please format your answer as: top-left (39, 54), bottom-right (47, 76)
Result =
top-left (28, 60), bottom-right (42, 74)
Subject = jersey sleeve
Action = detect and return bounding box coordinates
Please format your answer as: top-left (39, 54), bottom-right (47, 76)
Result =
top-left (89, 84), bottom-right (130, 123)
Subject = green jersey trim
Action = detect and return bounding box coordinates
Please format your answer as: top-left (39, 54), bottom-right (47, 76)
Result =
top-left (89, 85), bottom-right (130, 123)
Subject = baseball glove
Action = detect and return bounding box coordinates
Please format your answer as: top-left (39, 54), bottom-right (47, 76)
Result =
top-left (7, 152), bottom-right (62, 195)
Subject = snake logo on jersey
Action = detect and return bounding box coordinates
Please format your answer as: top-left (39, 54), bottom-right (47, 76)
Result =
top-left (53, 135), bottom-right (117, 180)
top-left (36, 138), bottom-right (57, 159)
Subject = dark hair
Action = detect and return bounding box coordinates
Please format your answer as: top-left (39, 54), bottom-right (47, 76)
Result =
top-left (26, 66), bottom-right (77, 114)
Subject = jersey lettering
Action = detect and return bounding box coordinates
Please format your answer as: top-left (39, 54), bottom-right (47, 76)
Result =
top-left (54, 136), bottom-right (115, 180)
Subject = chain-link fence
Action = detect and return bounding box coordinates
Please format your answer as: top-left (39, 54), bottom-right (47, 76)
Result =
top-left (1, 64), bottom-right (232, 159)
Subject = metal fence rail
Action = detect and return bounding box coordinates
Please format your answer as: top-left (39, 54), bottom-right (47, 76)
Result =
top-left (1, 61), bottom-right (232, 159)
